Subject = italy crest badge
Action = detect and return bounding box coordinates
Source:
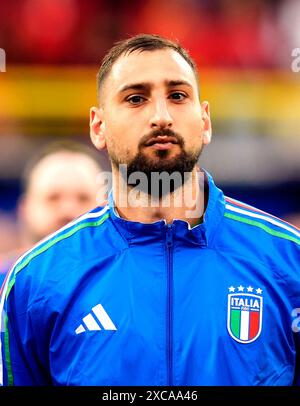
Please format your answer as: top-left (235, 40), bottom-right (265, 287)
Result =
top-left (227, 285), bottom-right (263, 344)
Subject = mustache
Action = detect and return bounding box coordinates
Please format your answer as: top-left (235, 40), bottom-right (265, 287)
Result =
top-left (139, 128), bottom-right (185, 148)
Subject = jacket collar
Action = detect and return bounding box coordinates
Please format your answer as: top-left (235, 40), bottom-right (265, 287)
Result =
top-left (108, 170), bottom-right (225, 247)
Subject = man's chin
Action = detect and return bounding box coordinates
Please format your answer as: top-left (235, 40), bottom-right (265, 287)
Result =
top-left (114, 147), bottom-right (200, 185)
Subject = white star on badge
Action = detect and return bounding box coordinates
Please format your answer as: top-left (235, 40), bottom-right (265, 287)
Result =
top-left (237, 285), bottom-right (244, 292)
top-left (229, 286), bottom-right (235, 292)
top-left (256, 288), bottom-right (263, 294)
top-left (247, 286), bottom-right (254, 292)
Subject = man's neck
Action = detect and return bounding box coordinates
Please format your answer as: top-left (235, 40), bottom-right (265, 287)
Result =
top-left (112, 167), bottom-right (207, 227)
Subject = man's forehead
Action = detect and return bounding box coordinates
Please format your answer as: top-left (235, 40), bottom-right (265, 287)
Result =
top-left (28, 153), bottom-right (99, 190)
top-left (107, 49), bottom-right (197, 90)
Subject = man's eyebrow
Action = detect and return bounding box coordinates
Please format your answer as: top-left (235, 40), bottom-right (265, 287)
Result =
top-left (166, 80), bottom-right (193, 89)
top-left (119, 82), bottom-right (151, 93)
top-left (118, 80), bottom-right (194, 94)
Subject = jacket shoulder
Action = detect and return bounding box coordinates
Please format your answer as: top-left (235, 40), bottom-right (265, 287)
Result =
top-left (223, 196), bottom-right (300, 247)
top-left (220, 196), bottom-right (300, 299)
top-left (218, 196), bottom-right (299, 277)
top-left (2, 206), bottom-right (111, 294)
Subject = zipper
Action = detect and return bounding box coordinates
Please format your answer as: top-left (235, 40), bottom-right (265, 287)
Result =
top-left (166, 224), bottom-right (174, 386)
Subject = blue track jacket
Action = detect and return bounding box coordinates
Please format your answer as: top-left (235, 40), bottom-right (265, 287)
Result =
top-left (0, 172), bottom-right (299, 386)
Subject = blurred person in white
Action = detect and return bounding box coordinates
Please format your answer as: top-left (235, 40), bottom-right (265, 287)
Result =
top-left (0, 140), bottom-right (104, 286)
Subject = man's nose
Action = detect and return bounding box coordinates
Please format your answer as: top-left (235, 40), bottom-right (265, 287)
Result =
top-left (149, 99), bottom-right (173, 128)
top-left (57, 198), bottom-right (83, 220)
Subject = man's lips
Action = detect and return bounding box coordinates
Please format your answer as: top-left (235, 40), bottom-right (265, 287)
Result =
top-left (144, 136), bottom-right (178, 147)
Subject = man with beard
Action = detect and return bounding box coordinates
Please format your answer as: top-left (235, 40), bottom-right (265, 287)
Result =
top-left (0, 34), bottom-right (299, 386)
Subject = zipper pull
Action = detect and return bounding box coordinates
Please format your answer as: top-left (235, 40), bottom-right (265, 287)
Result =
top-left (166, 224), bottom-right (173, 247)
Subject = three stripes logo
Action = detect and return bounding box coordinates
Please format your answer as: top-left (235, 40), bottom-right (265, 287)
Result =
top-left (227, 285), bottom-right (263, 344)
top-left (75, 303), bottom-right (117, 334)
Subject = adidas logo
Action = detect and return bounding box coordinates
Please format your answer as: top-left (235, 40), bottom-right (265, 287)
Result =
top-left (75, 303), bottom-right (117, 334)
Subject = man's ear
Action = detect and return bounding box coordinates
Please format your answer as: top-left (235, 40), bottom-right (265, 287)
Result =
top-left (90, 107), bottom-right (106, 150)
top-left (201, 101), bottom-right (212, 146)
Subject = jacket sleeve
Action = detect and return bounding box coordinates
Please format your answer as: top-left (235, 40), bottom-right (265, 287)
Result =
top-left (0, 268), bottom-right (50, 386)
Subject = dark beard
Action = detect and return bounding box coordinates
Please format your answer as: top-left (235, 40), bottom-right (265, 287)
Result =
top-left (111, 129), bottom-right (202, 198)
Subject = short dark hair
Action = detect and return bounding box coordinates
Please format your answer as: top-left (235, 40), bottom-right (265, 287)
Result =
top-left (97, 33), bottom-right (199, 101)
top-left (22, 140), bottom-right (102, 193)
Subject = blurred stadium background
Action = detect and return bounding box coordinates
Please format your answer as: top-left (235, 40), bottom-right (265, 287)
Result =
top-left (0, 0), bottom-right (299, 256)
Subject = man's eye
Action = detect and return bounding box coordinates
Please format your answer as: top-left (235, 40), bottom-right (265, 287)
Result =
top-left (126, 95), bottom-right (145, 104)
top-left (170, 92), bottom-right (186, 101)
